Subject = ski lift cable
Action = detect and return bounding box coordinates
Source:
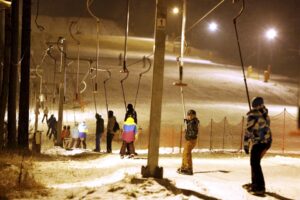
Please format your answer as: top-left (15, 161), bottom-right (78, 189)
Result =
top-left (233, 0), bottom-right (251, 111)
top-left (87, 0), bottom-right (100, 93)
top-left (103, 70), bottom-right (111, 115)
top-left (36, 47), bottom-right (51, 95)
top-left (34, 0), bottom-right (45, 31)
top-left (47, 48), bottom-right (57, 103)
top-left (120, 0), bottom-right (131, 111)
top-left (173, 0), bottom-right (188, 119)
top-left (185, 0), bottom-right (225, 34)
top-left (69, 21), bottom-right (81, 100)
top-left (133, 56), bottom-right (152, 109)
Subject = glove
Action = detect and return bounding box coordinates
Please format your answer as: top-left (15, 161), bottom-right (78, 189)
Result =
top-left (244, 145), bottom-right (249, 154)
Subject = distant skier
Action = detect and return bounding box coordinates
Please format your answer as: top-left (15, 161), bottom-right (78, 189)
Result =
top-left (70, 122), bottom-right (80, 148)
top-left (94, 113), bottom-right (104, 152)
top-left (78, 121), bottom-right (88, 149)
top-left (177, 109), bottom-right (199, 175)
top-left (47, 115), bottom-right (57, 140)
top-left (243, 97), bottom-right (272, 195)
top-left (120, 116), bottom-right (137, 159)
top-left (106, 110), bottom-right (118, 153)
top-left (41, 106), bottom-right (49, 123)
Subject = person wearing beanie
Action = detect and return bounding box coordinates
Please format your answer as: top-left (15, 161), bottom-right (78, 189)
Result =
top-left (243, 97), bottom-right (272, 195)
top-left (177, 109), bottom-right (200, 175)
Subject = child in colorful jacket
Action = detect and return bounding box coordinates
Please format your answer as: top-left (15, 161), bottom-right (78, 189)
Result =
top-left (120, 116), bottom-right (137, 158)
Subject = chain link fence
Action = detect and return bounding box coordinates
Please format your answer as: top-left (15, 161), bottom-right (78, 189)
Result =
top-left (135, 108), bottom-right (299, 154)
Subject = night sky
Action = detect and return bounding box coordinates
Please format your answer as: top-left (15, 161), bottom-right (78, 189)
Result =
top-left (35, 0), bottom-right (300, 77)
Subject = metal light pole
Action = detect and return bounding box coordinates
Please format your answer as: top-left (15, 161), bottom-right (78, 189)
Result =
top-left (141, 0), bottom-right (167, 179)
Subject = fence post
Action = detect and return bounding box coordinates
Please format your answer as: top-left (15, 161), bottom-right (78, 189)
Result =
top-left (210, 118), bottom-right (213, 151)
top-left (282, 108), bottom-right (286, 154)
top-left (240, 116), bottom-right (245, 152)
top-left (223, 117), bottom-right (226, 151)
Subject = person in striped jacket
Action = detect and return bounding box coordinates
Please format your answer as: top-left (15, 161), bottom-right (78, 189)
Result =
top-left (120, 116), bottom-right (137, 158)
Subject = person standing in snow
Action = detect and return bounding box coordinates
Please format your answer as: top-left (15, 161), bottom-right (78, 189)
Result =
top-left (78, 121), bottom-right (88, 149)
top-left (41, 106), bottom-right (49, 123)
top-left (177, 109), bottom-right (199, 175)
top-left (106, 110), bottom-right (118, 153)
top-left (124, 103), bottom-right (138, 155)
top-left (70, 122), bottom-right (80, 148)
top-left (243, 97), bottom-right (272, 195)
top-left (124, 103), bottom-right (137, 124)
top-left (120, 116), bottom-right (137, 158)
top-left (94, 113), bottom-right (104, 152)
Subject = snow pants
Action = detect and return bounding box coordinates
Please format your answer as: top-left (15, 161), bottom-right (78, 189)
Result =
top-left (120, 141), bottom-right (134, 156)
top-left (106, 132), bottom-right (114, 153)
top-left (250, 142), bottom-right (271, 190)
top-left (181, 139), bottom-right (197, 171)
top-left (95, 134), bottom-right (102, 151)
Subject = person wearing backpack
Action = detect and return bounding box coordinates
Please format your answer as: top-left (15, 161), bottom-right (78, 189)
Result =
top-left (243, 97), bottom-right (272, 195)
top-left (177, 109), bottom-right (199, 175)
top-left (106, 110), bottom-right (118, 153)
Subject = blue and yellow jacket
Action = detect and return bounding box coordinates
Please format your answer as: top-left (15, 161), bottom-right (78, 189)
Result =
top-left (122, 117), bottom-right (137, 143)
top-left (244, 107), bottom-right (272, 148)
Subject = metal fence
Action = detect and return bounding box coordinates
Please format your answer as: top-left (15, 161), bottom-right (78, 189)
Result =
top-left (135, 108), bottom-right (299, 154)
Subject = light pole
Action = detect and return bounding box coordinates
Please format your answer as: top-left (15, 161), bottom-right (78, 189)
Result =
top-left (265, 28), bottom-right (277, 68)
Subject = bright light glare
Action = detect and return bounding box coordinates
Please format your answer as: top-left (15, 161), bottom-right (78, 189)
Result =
top-left (172, 7), bottom-right (179, 15)
top-left (265, 28), bottom-right (277, 40)
top-left (208, 22), bottom-right (218, 32)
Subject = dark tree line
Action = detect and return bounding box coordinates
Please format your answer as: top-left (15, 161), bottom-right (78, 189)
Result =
top-left (0, 0), bottom-right (31, 150)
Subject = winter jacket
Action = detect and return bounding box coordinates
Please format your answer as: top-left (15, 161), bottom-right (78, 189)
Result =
top-left (122, 117), bottom-right (137, 143)
top-left (125, 109), bottom-right (137, 124)
top-left (78, 122), bottom-right (88, 138)
top-left (107, 116), bottom-right (116, 133)
top-left (185, 117), bottom-right (200, 140)
top-left (72, 127), bottom-right (79, 139)
top-left (244, 107), bottom-right (272, 148)
top-left (95, 115), bottom-right (104, 135)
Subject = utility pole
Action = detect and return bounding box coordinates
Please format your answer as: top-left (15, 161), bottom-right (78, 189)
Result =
top-left (18, 0), bottom-right (31, 149)
top-left (0, 7), bottom-right (11, 148)
top-left (56, 38), bottom-right (66, 147)
top-left (298, 68), bottom-right (300, 129)
top-left (0, 9), bottom-right (4, 93)
top-left (141, 0), bottom-right (167, 179)
top-left (7, 0), bottom-right (19, 149)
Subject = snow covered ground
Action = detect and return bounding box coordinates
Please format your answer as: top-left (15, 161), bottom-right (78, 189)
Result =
top-left (1, 148), bottom-right (300, 199)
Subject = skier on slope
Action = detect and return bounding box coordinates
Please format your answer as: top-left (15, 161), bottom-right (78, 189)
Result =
top-left (243, 97), bottom-right (272, 195)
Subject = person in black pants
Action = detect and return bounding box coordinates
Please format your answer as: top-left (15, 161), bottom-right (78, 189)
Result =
top-left (243, 97), bottom-right (272, 195)
top-left (106, 110), bottom-right (117, 153)
top-left (124, 104), bottom-right (138, 155)
top-left (94, 113), bottom-right (104, 152)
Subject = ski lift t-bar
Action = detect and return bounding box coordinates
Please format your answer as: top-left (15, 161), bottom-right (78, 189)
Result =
top-left (232, 0), bottom-right (251, 111)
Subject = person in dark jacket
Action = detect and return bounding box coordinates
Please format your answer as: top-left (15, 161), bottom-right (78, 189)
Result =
top-left (243, 97), bottom-right (272, 195)
top-left (106, 110), bottom-right (117, 153)
top-left (94, 113), bottom-right (104, 152)
top-left (124, 103), bottom-right (137, 124)
top-left (177, 109), bottom-right (199, 175)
